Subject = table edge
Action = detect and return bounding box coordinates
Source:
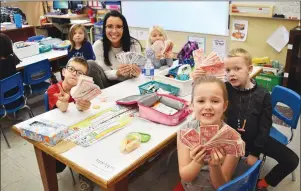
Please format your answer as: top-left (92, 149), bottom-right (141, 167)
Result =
top-left (12, 124), bottom-right (177, 188)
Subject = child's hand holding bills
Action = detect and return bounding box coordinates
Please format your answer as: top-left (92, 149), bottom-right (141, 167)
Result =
top-left (76, 99), bottom-right (91, 111)
top-left (209, 147), bottom-right (226, 166)
top-left (190, 145), bottom-right (207, 166)
top-left (70, 75), bottom-right (101, 102)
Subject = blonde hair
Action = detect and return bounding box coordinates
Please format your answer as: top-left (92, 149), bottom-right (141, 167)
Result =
top-left (227, 48), bottom-right (252, 66)
top-left (68, 24), bottom-right (88, 51)
top-left (192, 76), bottom-right (228, 104)
top-left (148, 25), bottom-right (168, 47)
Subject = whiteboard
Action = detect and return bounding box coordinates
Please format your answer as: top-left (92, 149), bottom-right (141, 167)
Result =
top-left (232, 1), bottom-right (300, 19)
top-left (122, 1), bottom-right (230, 36)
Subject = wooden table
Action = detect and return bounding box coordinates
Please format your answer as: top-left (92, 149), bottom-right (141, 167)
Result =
top-left (45, 14), bottom-right (88, 19)
top-left (1, 25), bottom-right (36, 42)
top-left (12, 66), bottom-right (262, 191)
top-left (13, 76), bottom-right (193, 191)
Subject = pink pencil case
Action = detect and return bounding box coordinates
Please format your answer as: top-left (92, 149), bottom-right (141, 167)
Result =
top-left (116, 93), bottom-right (190, 126)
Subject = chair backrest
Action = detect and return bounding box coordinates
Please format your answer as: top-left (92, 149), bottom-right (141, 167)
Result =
top-left (0, 72), bottom-right (24, 105)
top-left (217, 160), bottom-right (262, 191)
top-left (44, 91), bottom-right (49, 111)
top-left (271, 85), bottom-right (301, 129)
top-left (23, 59), bottom-right (52, 85)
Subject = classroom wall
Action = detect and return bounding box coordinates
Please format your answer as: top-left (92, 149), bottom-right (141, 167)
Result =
top-left (132, 16), bottom-right (298, 66)
top-left (229, 16), bottom-right (298, 65)
top-left (130, 27), bottom-right (229, 56)
top-left (2, 2), bottom-right (45, 26)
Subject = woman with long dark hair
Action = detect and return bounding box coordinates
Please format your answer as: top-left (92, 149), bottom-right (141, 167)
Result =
top-left (92, 10), bottom-right (142, 82)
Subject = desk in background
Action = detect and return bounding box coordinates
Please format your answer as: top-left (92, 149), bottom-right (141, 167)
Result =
top-left (0, 25), bottom-right (36, 42)
top-left (45, 14), bottom-right (89, 39)
top-left (16, 50), bottom-right (68, 70)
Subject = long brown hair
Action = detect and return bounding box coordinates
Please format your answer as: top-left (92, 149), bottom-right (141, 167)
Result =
top-left (68, 24), bottom-right (88, 51)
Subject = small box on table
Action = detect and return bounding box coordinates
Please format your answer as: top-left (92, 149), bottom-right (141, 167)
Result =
top-left (20, 119), bottom-right (71, 146)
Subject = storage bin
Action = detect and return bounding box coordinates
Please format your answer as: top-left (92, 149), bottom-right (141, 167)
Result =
top-left (138, 81), bottom-right (180, 96)
top-left (154, 68), bottom-right (193, 97)
top-left (255, 73), bottom-right (283, 92)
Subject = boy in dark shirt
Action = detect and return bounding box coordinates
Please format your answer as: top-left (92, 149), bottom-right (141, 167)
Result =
top-left (224, 48), bottom-right (299, 191)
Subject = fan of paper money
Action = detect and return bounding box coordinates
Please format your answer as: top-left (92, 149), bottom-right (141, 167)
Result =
top-left (193, 49), bottom-right (225, 80)
top-left (116, 51), bottom-right (147, 66)
top-left (151, 40), bottom-right (174, 57)
top-left (180, 124), bottom-right (245, 161)
top-left (70, 75), bottom-right (101, 101)
top-left (116, 51), bottom-right (148, 77)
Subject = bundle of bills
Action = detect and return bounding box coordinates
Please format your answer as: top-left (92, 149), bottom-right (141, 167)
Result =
top-left (193, 49), bottom-right (225, 80)
top-left (70, 75), bottom-right (101, 101)
top-left (116, 51), bottom-right (147, 77)
top-left (116, 51), bottom-right (147, 66)
top-left (180, 124), bottom-right (245, 161)
top-left (151, 40), bottom-right (174, 58)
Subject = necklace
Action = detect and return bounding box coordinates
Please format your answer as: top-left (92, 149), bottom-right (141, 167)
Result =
top-left (237, 91), bottom-right (252, 132)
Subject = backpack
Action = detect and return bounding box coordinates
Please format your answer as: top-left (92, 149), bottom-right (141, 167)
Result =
top-left (177, 41), bottom-right (199, 67)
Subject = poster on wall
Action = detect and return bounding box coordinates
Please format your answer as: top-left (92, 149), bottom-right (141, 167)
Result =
top-left (212, 39), bottom-right (227, 59)
top-left (266, 25), bottom-right (289, 52)
top-left (188, 36), bottom-right (206, 52)
top-left (231, 20), bottom-right (248, 42)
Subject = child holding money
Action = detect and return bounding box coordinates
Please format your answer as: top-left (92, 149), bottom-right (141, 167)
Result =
top-left (177, 76), bottom-right (240, 190)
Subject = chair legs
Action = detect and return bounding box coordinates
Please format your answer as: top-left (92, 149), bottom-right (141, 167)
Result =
top-left (69, 167), bottom-right (76, 185)
top-left (0, 124), bottom-right (11, 148)
top-left (23, 105), bottom-right (34, 118)
top-left (292, 171), bottom-right (296, 181)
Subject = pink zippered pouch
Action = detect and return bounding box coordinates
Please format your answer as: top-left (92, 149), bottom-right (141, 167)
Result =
top-left (116, 93), bottom-right (190, 126)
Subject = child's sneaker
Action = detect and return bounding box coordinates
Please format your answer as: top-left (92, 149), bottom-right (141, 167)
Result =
top-left (79, 174), bottom-right (93, 191)
top-left (257, 187), bottom-right (268, 191)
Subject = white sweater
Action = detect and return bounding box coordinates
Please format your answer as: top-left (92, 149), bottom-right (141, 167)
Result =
top-left (92, 40), bottom-right (142, 81)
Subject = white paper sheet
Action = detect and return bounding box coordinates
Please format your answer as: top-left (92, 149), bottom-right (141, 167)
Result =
top-left (129, 29), bottom-right (138, 39)
top-left (188, 36), bottom-right (206, 52)
top-left (231, 20), bottom-right (248, 42)
top-left (137, 30), bottom-right (149, 40)
top-left (266, 25), bottom-right (290, 52)
top-left (212, 39), bottom-right (227, 59)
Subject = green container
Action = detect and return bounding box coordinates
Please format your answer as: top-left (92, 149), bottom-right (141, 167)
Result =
top-left (255, 73), bottom-right (283, 92)
top-left (138, 81), bottom-right (180, 96)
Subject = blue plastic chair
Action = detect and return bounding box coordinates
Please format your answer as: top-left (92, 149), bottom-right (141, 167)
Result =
top-left (44, 91), bottom-right (50, 112)
top-left (23, 59), bottom-right (52, 99)
top-left (265, 85), bottom-right (301, 181)
top-left (217, 160), bottom-right (262, 191)
top-left (0, 72), bottom-right (34, 148)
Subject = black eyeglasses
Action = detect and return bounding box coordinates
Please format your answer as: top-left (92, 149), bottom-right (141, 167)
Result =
top-left (105, 24), bottom-right (124, 31)
top-left (66, 66), bottom-right (85, 76)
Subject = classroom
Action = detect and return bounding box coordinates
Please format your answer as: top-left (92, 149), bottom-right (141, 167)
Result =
top-left (0, 1), bottom-right (300, 191)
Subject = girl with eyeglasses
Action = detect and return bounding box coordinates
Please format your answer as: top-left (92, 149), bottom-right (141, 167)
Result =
top-left (92, 10), bottom-right (142, 83)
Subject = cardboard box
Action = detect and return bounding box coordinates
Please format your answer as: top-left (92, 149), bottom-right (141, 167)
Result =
top-left (13, 43), bottom-right (40, 59)
top-left (20, 119), bottom-right (72, 146)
